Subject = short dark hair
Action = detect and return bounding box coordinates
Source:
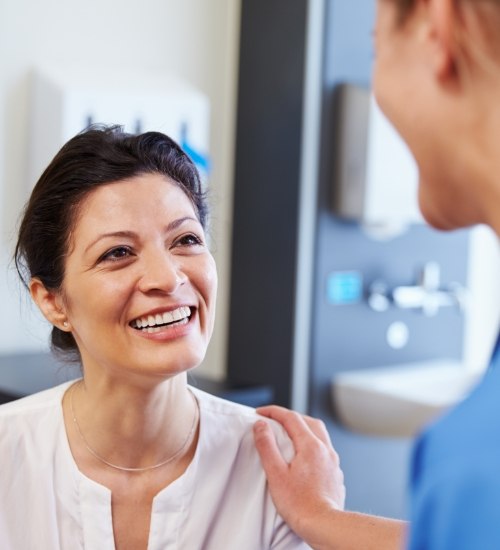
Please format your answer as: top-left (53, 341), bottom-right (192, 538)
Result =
top-left (14, 125), bottom-right (208, 359)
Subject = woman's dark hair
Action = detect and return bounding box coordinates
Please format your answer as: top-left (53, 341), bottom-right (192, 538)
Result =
top-left (14, 125), bottom-right (208, 360)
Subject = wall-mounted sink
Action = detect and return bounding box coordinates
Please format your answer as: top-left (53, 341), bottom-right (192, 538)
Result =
top-left (332, 360), bottom-right (482, 438)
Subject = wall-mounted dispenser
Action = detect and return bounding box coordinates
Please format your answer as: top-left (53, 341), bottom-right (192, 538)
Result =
top-left (28, 65), bottom-right (210, 189)
top-left (333, 83), bottom-right (421, 236)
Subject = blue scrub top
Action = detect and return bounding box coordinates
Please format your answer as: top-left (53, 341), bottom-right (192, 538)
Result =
top-left (409, 333), bottom-right (500, 550)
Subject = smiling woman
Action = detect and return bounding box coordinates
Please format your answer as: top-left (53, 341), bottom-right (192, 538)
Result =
top-left (0, 127), bottom-right (314, 550)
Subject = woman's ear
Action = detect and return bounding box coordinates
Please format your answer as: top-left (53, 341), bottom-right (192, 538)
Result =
top-left (29, 278), bottom-right (71, 331)
top-left (427, 0), bottom-right (459, 81)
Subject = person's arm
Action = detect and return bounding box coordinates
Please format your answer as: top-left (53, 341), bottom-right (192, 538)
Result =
top-left (253, 405), bottom-right (407, 550)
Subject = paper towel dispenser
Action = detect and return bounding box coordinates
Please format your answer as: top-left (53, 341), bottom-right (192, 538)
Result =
top-left (333, 83), bottom-right (422, 235)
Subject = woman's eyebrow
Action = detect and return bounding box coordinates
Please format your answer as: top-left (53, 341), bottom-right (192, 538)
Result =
top-left (83, 217), bottom-right (199, 253)
top-left (166, 216), bottom-right (199, 232)
top-left (84, 230), bottom-right (137, 253)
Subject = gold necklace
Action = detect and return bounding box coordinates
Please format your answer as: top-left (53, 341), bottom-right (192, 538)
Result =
top-left (69, 381), bottom-right (198, 473)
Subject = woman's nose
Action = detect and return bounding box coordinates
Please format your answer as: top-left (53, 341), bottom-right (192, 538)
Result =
top-left (138, 251), bottom-right (187, 294)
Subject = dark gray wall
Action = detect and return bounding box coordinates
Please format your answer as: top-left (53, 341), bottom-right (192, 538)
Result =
top-left (227, 0), bottom-right (308, 404)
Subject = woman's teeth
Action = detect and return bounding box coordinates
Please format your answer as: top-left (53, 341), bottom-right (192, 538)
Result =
top-left (131, 306), bottom-right (191, 331)
top-left (140, 318), bottom-right (189, 333)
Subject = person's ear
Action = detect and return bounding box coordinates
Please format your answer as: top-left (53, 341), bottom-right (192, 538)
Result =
top-left (29, 278), bottom-right (71, 331)
top-left (426, 0), bottom-right (458, 81)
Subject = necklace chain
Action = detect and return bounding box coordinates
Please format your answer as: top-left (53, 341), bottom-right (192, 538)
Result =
top-left (69, 381), bottom-right (199, 473)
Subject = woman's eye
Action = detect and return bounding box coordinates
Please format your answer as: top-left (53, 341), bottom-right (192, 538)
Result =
top-left (99, 246), bottom-right (133, 262)
top-left (175, 233), bottom-right (203, 247)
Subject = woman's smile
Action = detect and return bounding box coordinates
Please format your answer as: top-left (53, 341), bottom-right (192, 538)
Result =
top-left (129, 305), bottom-right (196, 340)
top-left (130, 305), bottom-right (192, 331)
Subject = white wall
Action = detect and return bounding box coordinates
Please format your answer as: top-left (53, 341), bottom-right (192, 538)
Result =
top-left (0, 0), bottom-right (241, 379)
top-left (465, 226), bottom-right (500, 371)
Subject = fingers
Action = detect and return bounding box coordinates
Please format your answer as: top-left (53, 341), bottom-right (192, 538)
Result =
top-left (257, 405), bottom-right (332, 448)
top-left (302, 415), bottom-right (332, 446)
top-left (253, 420), bottom-right (287, 480)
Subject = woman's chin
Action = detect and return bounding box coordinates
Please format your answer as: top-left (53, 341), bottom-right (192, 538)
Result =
top-left (418, 185), bottom-right (460, 231)
top-left (419, 202), bottom-right (469, 232)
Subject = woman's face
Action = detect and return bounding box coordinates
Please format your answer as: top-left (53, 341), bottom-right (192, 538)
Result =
top-left (59, 173), bottom-right (217, 382)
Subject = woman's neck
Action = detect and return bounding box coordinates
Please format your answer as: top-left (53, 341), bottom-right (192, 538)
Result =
top-left (64, 373), bottom-right (198, 472)
top-left (447, 80), bottom-right (500, 236)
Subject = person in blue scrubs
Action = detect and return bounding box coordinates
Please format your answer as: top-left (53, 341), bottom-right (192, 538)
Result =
top-left (253, 0), bottom-right (500, 548)
top-left (408, 334), bottom-right (500, 549)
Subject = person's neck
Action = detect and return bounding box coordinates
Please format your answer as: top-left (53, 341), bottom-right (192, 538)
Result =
top-left (69, 372), bottom-right (197, 470)
top-left (467, 132), bottom-right (500, 237)
top-left (451, 82), bottom-right (500, 236)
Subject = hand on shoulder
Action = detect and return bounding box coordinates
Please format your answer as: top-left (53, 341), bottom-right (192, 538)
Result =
top-left (253, 405), bottom-right (345, 544)
top-left (253, 405), bottom-right (407, 550)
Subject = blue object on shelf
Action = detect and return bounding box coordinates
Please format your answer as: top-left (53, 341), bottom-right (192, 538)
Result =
top-left (327, 271), bottom-right (363, 305)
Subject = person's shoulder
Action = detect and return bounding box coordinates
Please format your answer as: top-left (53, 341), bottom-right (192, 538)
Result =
top-left (413, 366), bottom-right (500, 477)
top-left (0, 380), bottom-right (75, 419)
top-left (0, 381), bottom-right (75, 490)
top-left (190, 385), bottom-right (256, 416)
top-left (189, 386), bottom-right (295, 459)
top-left (189, 385), bottom-right (260, 435)
top-left (410, 369), bottom-right (500, 550)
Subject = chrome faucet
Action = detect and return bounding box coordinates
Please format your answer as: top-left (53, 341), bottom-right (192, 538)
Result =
top-left (368, 262), bottom-right (468, 316)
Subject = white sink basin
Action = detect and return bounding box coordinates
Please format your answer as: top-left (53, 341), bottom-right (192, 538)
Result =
top-left (332, 360), bottom-right (482, 438)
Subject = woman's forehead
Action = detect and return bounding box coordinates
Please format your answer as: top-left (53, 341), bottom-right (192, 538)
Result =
top-left (69, 175), bottom-right (198, 241)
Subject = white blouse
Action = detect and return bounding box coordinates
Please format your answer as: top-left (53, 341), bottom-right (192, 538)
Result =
top-left (0, 381), bottom-right (309, 550)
